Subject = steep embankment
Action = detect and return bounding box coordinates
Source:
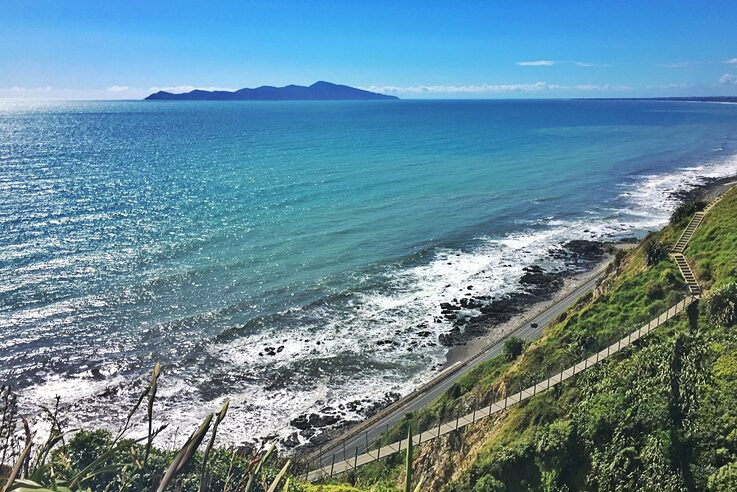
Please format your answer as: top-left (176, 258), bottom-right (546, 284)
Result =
top-left (340, 186), bottom-right (737, 491)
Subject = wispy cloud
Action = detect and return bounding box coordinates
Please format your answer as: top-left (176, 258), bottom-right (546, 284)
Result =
top-left (570, 83), bottom-right (632, 91)
top-left (148, 85), bottom-right (236, 93)
top-left (363, 82), bottom-right (631, 95)
top-left (516, 60), bottom-right (607, 67)
top-left (1, 86), bottom-right (54, 93)
top-left (1, 84), bottom-right (237, 99)
top-left (658, 61), bottom-right (701, 68)
top-left (0, 86), bottom-right (57, 99)
top-left (645, 83), bottom-right (693, 90)
top-left (660, 59), bottom-right (737, 68)
top-left (516, 60), bottom-right (556, 66)
top-left (365, 82), bottom-right (552, 93)
top-left (719, 73), bottom-right (737, 85)
top-left (106, 84), bottom-right (237, 94)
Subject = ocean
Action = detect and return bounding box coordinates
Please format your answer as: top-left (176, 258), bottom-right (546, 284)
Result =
top-left (2, 99), bottom-right (737, 447)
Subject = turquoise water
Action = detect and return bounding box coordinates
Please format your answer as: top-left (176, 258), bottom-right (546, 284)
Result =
top-left (2, 99), bottom-right (737, 445)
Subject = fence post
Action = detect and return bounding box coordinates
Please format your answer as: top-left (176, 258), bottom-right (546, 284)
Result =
top-left (365, 431), bottom-right (369, 454)
top-left (330, 453), bottom-right (335, 478)
top-left (435, 416), bottom-right (441, 460)
top-left (354, 446), bottom-right (359, 469)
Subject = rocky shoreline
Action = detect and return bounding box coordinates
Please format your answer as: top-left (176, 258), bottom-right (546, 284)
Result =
top-left (284, 239), bottom-right (608, 452)
top-left (673, 174), bottom-right (737, 204)
top-left (435, 239), bottom-right (606, 347)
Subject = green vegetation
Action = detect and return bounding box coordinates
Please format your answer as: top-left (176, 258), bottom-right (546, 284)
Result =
top-left (643, 238), bottom-right (668, 266)
top-left (705, 282), bottom-right (737, 329)
top-left (0, 366), bottom-right (294, 492)
top-left (502, 337), bottom-right (526, 362)
top-left (670, 199), bottom-right (706, 225)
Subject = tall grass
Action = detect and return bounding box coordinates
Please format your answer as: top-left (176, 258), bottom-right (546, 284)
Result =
top-left (0, 366), bottom-right (291, 492)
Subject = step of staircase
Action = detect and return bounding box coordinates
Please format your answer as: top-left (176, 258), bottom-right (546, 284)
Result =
top-left (672, 212), bottom-right (705, 253)
top-left (671, 252), bottom-right (701, 296)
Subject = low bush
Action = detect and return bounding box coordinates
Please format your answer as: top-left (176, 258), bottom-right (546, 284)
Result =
top-left (670, 200), bottom-right (706, 225)
top-left (705, 281), bottom-right (737, 328)
top-left (643, 239), bottom-right (668, 266)
top-left (503, 337), bottom-right (526, 362)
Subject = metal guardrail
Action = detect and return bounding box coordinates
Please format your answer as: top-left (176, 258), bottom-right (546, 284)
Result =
top-left (304, 296), bottom-right (695, 481)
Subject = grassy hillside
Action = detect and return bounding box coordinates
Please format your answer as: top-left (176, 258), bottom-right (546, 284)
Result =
top-left (340, 186), bottom-right (737, 491)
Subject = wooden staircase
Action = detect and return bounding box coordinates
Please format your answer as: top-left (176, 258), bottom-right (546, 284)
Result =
top-left (705, 189), bottom-right (728, 213)
top-left (669, 185), bottom-right (733, 295)
top-left (672, 211), bottom-right (705, 254)
top-left (671, 252), bottom-right (701, 296)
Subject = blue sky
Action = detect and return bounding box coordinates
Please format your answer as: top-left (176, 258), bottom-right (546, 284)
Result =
top-left (2, 0), bottom-right (737, 99)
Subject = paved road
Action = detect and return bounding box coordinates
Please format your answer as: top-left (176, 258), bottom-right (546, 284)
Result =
top-left (308, 263), bottom-right (609, 468)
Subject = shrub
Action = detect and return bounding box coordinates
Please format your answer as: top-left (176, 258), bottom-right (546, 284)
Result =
top-left (708, 461), bottom-right (737, 491)
top-left (503, 336), bottom-right (526, 362)
top-left (646, 283), bottom-right (664, 300)
top-left (705, 282), bottom-right (737, 328)
top-left (660, 269), bottom-right (681, 289)
top-left (613, 249), bottom-right (627, 270)
top-left (643, 239), bottom-right (668, 266)
top-left (670, 200), bottom-right (706, 225)
top-left (473, 474), bottom-right (505, 491)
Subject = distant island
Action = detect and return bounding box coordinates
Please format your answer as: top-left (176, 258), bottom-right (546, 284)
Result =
top-left (144, 81), bottom-right (398, 101)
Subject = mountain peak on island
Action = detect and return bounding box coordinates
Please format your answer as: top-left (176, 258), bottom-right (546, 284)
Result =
top-left (144, 81), bottom-right (398, 101)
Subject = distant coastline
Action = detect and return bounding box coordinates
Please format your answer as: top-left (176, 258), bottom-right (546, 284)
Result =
top-left (144, 81), bottom-right (398, 101)
top-left (579, 96), bottom-right (737, 104)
